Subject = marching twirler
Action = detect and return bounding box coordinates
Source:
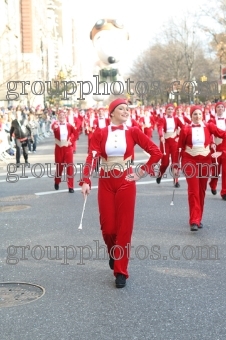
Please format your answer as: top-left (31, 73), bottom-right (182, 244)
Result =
top-left (51, 110), bottom-right (78, 193)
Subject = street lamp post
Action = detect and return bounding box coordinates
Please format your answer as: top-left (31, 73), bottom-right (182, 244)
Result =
top-left (141, 93), bottom-right (144, 106)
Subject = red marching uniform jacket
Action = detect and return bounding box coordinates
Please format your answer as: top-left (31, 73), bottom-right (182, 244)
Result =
top-left (178, 122), bottom-right (226, 151)
top-left (208, 116), bottom-right (226, 152)
top-left (51, 121), bottom-right (78, 145)
top-left (157, 116), bottom-right (183, 138)
top-left (138, 115), bottom-right (155, 130)
top-left (80, 125), bottom-right (163, 186)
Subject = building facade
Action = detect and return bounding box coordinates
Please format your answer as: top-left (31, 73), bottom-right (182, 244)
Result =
top-left (0, 0), bottom-right (77, 108)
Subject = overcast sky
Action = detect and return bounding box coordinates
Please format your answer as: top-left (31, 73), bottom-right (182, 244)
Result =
top-left (67, 0), bottom-right (210, 75)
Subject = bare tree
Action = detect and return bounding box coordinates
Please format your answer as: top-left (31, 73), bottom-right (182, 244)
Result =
top-left (199, 0), bottom-right (226, 61)
top-left (129, 12), bottom-right (218, 104)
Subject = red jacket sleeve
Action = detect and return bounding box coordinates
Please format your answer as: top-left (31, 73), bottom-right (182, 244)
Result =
top-left (69, 125), bottom-right (78, 143)
top-left (208, 122), bottom-right (226, 139)
top-left (177, 125), bottom-right (187, 151)
top-left (79, 128), bottom-right (102, 186)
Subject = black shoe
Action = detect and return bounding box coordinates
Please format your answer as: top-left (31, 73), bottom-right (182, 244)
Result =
top-left (54, 183), bottom-right (59, 190)
top-left (222, 194), bottom-right (226, 200)
top-left (174, 181), bottom-right (180, 188)
top-left (115, 274), bottom-right (126, 288)
top-left (25, 162), bottom-right (30, 167)
top-left (156, 176), bottom-right (162, 184)
top-left (69, 188), bottom-right (74, 193)
top-left (190, 224), bottom-right (198, 231)
top-left (211, 189), bottom-right (217, 195)
top-left (198, 222), bottom-right (203, 228)
top-left (16, 163), bottom-right (20, 168)
top-left (109, 257), bottom-right (114, 270)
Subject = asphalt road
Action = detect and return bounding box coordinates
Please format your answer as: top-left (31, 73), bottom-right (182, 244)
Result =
top-left (0, 130), bottom-right (226, 340)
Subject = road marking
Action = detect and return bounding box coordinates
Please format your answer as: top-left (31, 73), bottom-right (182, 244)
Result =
top-left (35, 186), bottom-right (98, 195)
top-left (34, 178), bottom-right (187, 196)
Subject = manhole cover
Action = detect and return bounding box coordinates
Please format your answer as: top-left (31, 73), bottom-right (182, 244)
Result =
top-left (0, 282), bottom-right (45, 308)
top-left (0, 205), bottom-right (30, 213)
top-left (0, 195), bottom-right (37, 202)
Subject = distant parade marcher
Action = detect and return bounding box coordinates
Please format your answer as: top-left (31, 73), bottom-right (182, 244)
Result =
top-left (93, 107), bottom-right (110, 129)
top-left (203, 105), bottom-right (214, 123)
top-left (84, 109), bottom-right (96, 153)
top-left (76, 109), bottom-right (84, 136)
top-left (126, 109), bottom-right (139, 128)
top-left (208, 102), bottom-right (226, 200)
top-left (93, 107), bottom-right (110, 172)
top-left (27, 113), bottom-right (39, 153)
top-left (138, 109), bottom-right (155, 139)
top-left (156, 103), bottom-right (183, 188)
top-left (51, 110), bottom-right (78, 193)
top-left (67, 108), bottom-right (80, 154)
top-left (178, 105), bottom-right (226, 231)
top-left (10, 108), bottom-right (32, 167)
top-left (174, 106), bottom-right (191, 127)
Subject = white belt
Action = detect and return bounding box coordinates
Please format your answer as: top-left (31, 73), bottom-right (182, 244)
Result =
top-left (185, 145), bottom-right (210, 157)
top-left (215, 137), bottom-right (223, 146)
top-left (164, 131), bottom-right (177, 139)
top-left (55, 139), bottom-right (69, 147)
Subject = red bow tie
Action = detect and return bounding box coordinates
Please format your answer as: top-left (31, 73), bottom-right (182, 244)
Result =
top-left (192, 124), bottom-right (201, 127)
top-left (111, 125), bottom-right (124, 131)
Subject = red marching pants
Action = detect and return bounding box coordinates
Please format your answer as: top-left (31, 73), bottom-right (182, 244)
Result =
top-left (72, 140), bottom-right (77, 153)
top-left (144, 127), bottom-right (153, 139)
top-left (54, 145), bottom-right (74, 189)
top-left (209, 151), bottom-right (226, 197)
top-left (159, 137), bottom-right (178, 178)
top-left (182, 153), bottom-right (211, 225)
top-left (98, 167), bottom-right (136, 279)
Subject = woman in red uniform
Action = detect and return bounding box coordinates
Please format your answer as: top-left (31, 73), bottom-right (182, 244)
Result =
top-left (80, 98), bottom-right (162, 288)
top-left (178, 105), bottom-right (226, 231)
top-left (51, 111), bottom-right (78, 193)
top-left (156, 103), bottom-right (183, 187)
top-left (138, 109), bottom-right (155, 139)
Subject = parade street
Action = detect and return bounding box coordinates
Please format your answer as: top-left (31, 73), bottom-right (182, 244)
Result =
top-left (0, 131), bottom-right (226, 340)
